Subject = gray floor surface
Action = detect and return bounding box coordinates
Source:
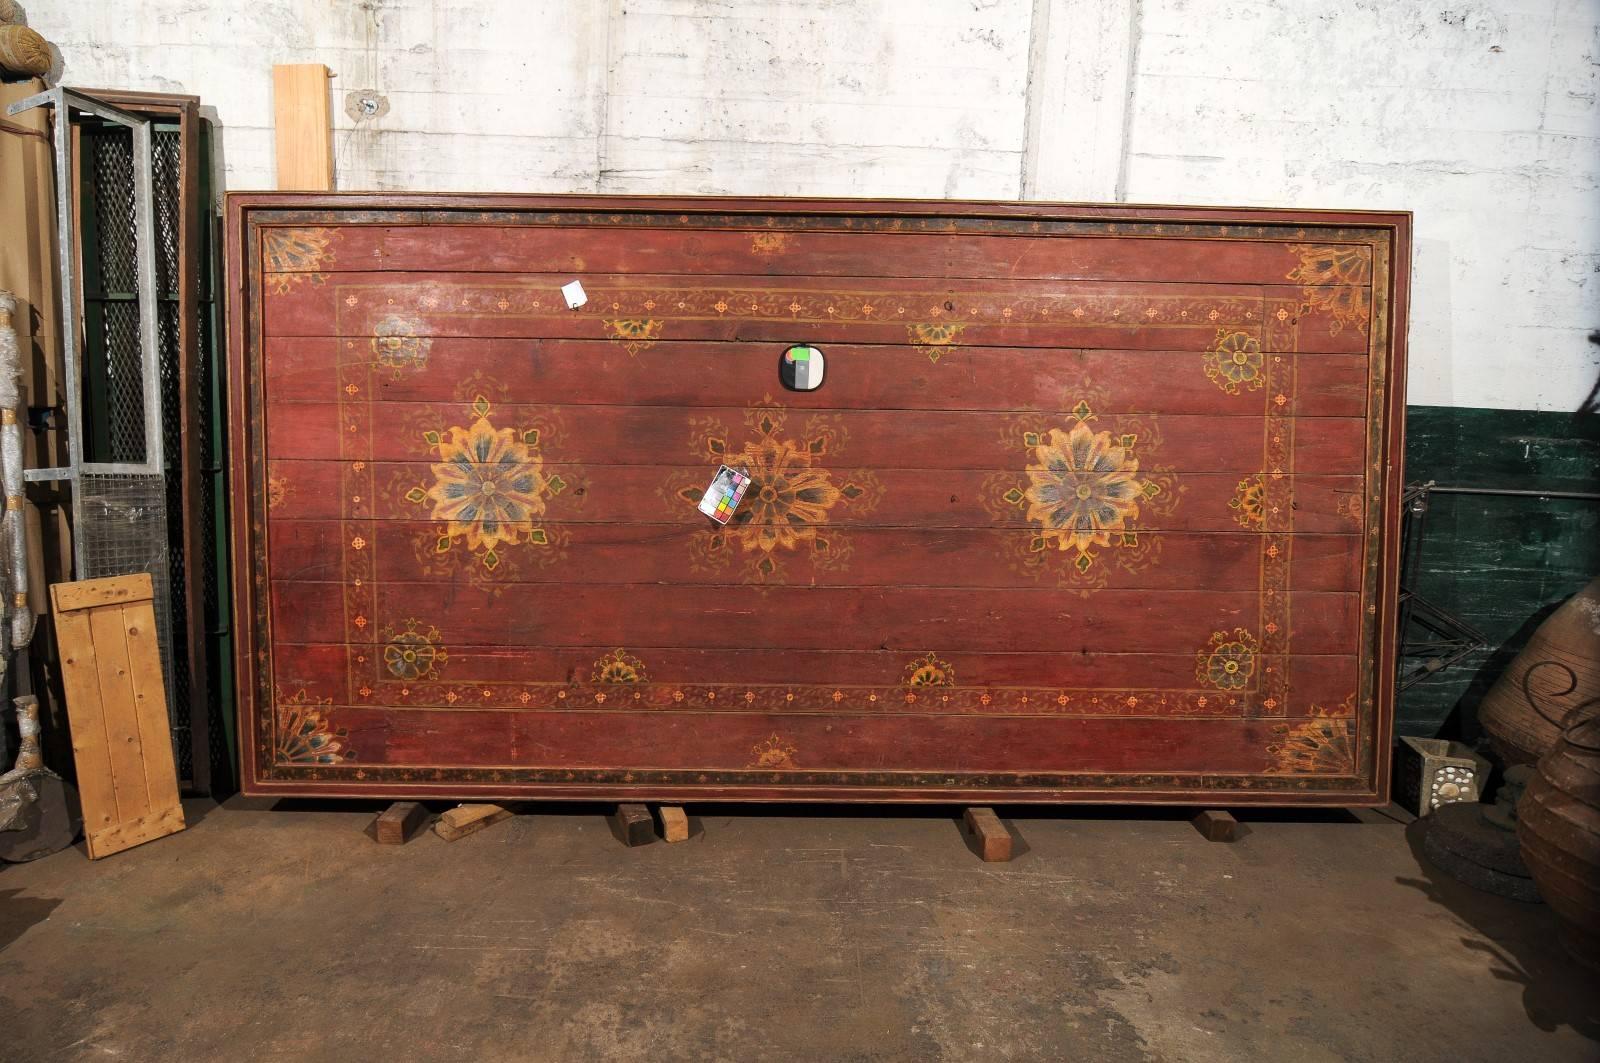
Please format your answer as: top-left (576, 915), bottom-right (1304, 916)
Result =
top-left (1, 798), bottom-right (1596, 1062)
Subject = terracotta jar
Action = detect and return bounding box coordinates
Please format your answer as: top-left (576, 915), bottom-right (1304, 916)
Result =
top-left (1481, 578), bottom-right (1600, 765)
top-left (1515, 679), bottom-right (1600, 970)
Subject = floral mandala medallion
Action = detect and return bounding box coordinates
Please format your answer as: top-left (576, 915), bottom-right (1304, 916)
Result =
top-left (1196, 629), bottom-right (1259, 691)
top-left (275, 687), bottom-right (350, 765)
top-left (1203, 330), bottom-right (1265, 394)
top-left (669, 398), bottom-right (881, 584)
top-left (992, 401), bottom-right (1166, 579)
top-left (591, 648), bottom-right (647, 684)
top-left (404, 394), bottom-right (567, 571)
top-left (370, 314), bottom-right (433, 376)
top-left (985, 400), bottom-right (1179, 593)
top-left (381, 618), bottom-right (448, 681)
top-left (1230, 474), bottom-right (1266, 528)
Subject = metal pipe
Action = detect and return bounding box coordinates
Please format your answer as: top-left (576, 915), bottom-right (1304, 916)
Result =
top-left (1423, 484), bottom-right (1600, 501)
top-left (131, 118), bottom-right (163, 476)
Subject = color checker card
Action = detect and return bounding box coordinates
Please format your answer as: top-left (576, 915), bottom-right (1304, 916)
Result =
top-left (698, 465), bottom-right (750, 524)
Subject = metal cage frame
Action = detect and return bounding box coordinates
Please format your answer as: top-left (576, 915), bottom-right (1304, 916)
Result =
top-left (9, 87), bottom-right (165, 514)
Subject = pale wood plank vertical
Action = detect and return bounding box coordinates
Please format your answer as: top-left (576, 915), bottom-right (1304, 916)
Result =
top-left (49, 603), bottom-right (117, 841)
top-left (88, 605), bottom-right (152, 827)
top-left (273, 63), bottom-right (334, 191)
top-left (123, 592), bottom-right (181, 815)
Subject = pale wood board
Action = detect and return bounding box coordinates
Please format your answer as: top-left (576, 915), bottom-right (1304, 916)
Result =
top-left (51, 573), bottom-right (185, 859)
top-left (272, 63), bottom-right (334, 191)
top-left (433, 803), bottom-right (511, 842)
top-left (658, 805), bottom-right (690, 843)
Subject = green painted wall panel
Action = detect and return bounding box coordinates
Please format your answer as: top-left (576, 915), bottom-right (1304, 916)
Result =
top-left (1398, 405), bottom-right (1599, 739)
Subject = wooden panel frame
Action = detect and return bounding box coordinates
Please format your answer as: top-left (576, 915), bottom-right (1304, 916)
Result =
top-left (225, 193), bottom-right (1410, 806)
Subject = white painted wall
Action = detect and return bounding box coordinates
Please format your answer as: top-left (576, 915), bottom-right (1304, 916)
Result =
top-left (22, 0), bottom-right (1600, 411)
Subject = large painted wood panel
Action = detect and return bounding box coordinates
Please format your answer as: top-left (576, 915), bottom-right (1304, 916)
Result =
top-left (227, 195), bottom-right (1409, 804)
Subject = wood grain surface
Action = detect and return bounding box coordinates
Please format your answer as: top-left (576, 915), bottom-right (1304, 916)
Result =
top-left (227, 194), bottom-right (1408, 804)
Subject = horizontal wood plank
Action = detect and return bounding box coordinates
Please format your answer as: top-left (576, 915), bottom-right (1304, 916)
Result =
top-left (265, 461), bottom-right (1367, 531)
top-left (320, 706), bottom-right (1337, 776)
top-left (263, 403), bottom-right (1365, 474)
top-left (265, 338), bottom-right (1369, 419)
top-left (269, 582), bottom-right (1358, 655)
top-left (266, 522), bottom-right (1362, 592)
top-left (273, 641), bottom-right (1358, 704)
top-left (268, 223), bottom-right (1369, 286)
top-left (261, 273), bottom-right (1368, 354)
top-left (51, 573), bottom-right (154, 613)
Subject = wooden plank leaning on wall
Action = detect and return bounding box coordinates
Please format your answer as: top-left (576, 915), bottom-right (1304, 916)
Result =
top-left (272, 63), bottom-right (334, 192)
top-left (51, 573), bottom-right (185, 858)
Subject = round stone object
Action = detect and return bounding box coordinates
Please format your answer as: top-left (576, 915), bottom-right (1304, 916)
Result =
top-left (1421, 801), bottom-right (1540, 903)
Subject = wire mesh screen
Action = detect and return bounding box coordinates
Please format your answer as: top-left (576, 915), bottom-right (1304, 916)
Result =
top-left (86, 129), bottom-right (148, 465)
top-left (79, 121), bottom-right (188, 778)
top-left (77, 473), bottom-right (182, 766)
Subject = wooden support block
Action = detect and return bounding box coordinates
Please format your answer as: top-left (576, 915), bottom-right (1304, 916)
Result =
top-left (272, 63), bottom-right (334, 191)
top-left (657, 805), bottom-right (689, 843)
top-left (373, 801), bottom-right (430, 845)
top-left (432, 803), bottom-right (511, 842)
top-left (1191, 809), bottom-right (1246, 842)
top-left (962, 807), bottom-right (1013, 862)
top-left (612, 803), bottom-right (654, 846)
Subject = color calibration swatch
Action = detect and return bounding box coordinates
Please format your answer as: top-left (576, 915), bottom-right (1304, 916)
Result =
top-left (697, 465), bottom-right (751, 524)
top-left (780, 344), bottom-right (825, 391)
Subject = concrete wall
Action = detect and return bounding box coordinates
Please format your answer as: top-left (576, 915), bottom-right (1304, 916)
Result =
top-left (24, 0), bottom-right (1600, 411)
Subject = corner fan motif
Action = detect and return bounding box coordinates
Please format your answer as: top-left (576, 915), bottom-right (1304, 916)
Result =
top-left (274, 688), bottom-right (349, 765)
top-left (261, 227), bottom-right (334, 294)
top-left (1286, 245), bottom-right (1372, 335)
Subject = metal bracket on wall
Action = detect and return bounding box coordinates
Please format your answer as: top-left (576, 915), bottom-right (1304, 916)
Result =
top-left (6, 87), bottom-right (164, 574)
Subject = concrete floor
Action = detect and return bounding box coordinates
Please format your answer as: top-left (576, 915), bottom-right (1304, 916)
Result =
top-left (0, 800), bottom-right (1596, 1062)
